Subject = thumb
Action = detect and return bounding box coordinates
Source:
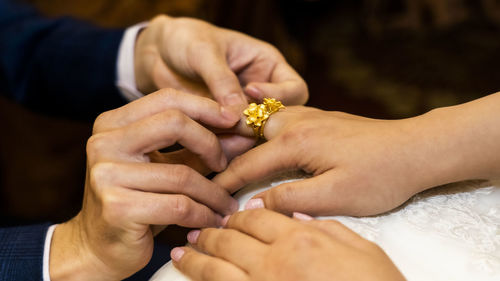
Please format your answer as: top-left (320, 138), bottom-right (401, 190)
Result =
top-left (248, 171), bottom-right (338, 216)
top-left (191, 45), bottom-right (248, 108)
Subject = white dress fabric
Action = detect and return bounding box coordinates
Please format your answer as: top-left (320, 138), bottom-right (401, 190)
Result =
top-left (150, 172), bottom-right (500, 281)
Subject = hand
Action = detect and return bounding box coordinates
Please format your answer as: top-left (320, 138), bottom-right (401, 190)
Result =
top-left (171, 209), bottom-right (405, 281)
top-left (49, 89), bottom-right (240, 280)
top-left (135, 15), bottom-right (308, 108)
top-left (216, 105), bottom-right (474, 216)
top-left (135, 15), bottom-right (308, 161)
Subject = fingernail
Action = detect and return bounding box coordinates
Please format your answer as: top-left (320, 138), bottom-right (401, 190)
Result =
top-left (293, 212), bottom-right (313, 221)
top-left (170, 247), bottom-right (185, 262)
top-left (245, 85), bottom-right (262, 100)
top-left (223, 93), bottom-right (246, 106)
top-left (187, 230), bottom-right (201, 244)
top-left (244, 198), bottom-right (265, 210)
top-left (221, 215), bottom-right (231, 227)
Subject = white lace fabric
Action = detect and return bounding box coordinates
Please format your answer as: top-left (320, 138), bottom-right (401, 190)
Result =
top-left (151, 173), bottom-right (500, 281)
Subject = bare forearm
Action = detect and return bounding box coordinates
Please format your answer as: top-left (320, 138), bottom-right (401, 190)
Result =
top-left (418, 92), bottom-right (500, 187)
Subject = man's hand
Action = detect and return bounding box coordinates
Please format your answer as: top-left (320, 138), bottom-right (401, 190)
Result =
top-left (134, 15), bottom-right (308, 108)
top-left (172, 209), bottom-right (405, 281)
top-left (135, 15), bottom-right (308, 162)
top-left (49, 89), bottom-right (240, 280)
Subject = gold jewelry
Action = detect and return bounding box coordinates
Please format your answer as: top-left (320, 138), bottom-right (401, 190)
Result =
top-left (243, 98), bottom-right (285, 139)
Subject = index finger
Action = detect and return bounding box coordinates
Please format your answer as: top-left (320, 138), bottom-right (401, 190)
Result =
top-left (93, 88), bottom-right (239, 133)
top-left (188, 42), bottom-right (248, 109)
top-left (224, 208), bottom-right (301, 243)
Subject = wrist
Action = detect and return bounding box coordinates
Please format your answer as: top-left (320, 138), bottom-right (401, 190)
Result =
top-left (422, 94), bottom-right (500, 182)
top-left (49, 216), bottom-right (116, 281)
top-left (134, 15), bottom-right (171, 94)
top-left (411, 102), bottom-right (497, 190)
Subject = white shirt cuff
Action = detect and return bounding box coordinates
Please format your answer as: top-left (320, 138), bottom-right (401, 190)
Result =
top-left (43, 224), bottom-right (58, 281)
top-left (116, 22), bottom-right (149, 101)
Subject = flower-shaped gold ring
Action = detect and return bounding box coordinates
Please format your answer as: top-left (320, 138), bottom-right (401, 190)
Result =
top-left (243, 98), bottom-right (285, 139)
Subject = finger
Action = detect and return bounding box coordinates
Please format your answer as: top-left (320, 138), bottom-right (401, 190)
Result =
top-left (244, 62), bottom-right (308, 105)
top-left (189, 44), bottom-right (248, 108)
top-left (253, 171), bottom-right (340, 216)
top-left (218, 134), bottom-right (256, 162)
top-left (223, 209), bottom-right (301, 243)
top-left (172, 247), bottom-right (248, 281)
top-left (295, 219), bottom-right (368, 249)
top-left (93, 88), bottom-right (239, 133)
top-left (212, 140), bottom-right (294, 193)
top-left (101, 186), bottom-right (223, 228)
top-left (93, 162), bottom-right (238, 215)
top-left (189, 228), bottom-right (267, 269)
top-left (151, 135), bottom-right (255, 175)
top-left (148, 149), bottom-right (212, 176)
top-left (245, 80), bottom-right (308, 106)
top-left (92, 109), bottom-right (226, 172)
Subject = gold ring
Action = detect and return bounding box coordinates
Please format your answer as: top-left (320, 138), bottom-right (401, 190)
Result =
top-left (243, 98), bottom-right (285, 139)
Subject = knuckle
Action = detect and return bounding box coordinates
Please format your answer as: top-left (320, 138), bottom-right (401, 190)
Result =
top-left (279, 123), bottom-right (314, 146)
top-left (262, 42), bottom-right (282, 57)
top-left (86, 133), bottom-right (109, 158)
top-left (92, 111), bottom-right (112, 133)
top-left (151, 14), bottom-right (168, 25)
top-left (200, 260), bottom-right (220, 280)
top-left (239, 208), bottom-right (268, 224)
top-left (163, 109), bottom-right (187, 128)
top-left (172, 195), bottom-right (192, 220)
top-left (154, 88), bottom-right (177, 101)
top-left (266, 184), bottom-right (296, 212)
top-left (100, 190), bottom-right (124, 223)
top-left (171, 165), bottom-right (194, 187)
top-left (203, 134), bottom-right (220, 154)
top-left (89, 162), bottom-right (116, 188)
top-left (189, 40), bottom-right (217, 55)
top-left (287, 228), bottom-right (320, 249)
top-left (199, 228), bottom-right (244, 258)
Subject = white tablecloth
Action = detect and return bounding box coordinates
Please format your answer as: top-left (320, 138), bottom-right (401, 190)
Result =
top-left (150, 172), bottom-right (500, 281)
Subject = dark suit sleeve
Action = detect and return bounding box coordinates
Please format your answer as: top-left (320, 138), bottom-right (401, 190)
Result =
top-left (0, 223), bottom-right (51, 280)
top-left (0, 0), bottom-right (128, 120)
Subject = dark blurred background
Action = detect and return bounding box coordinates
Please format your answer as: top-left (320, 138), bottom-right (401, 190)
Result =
top-left (1, 0), bottom-right (500, 228)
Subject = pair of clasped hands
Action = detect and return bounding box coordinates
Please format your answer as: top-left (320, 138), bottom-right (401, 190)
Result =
top-left (50, 15), bottom-right (500, 281)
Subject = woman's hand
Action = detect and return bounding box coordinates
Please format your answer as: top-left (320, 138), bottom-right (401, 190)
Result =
top-left (135, 15), bottom-right (308, 107)
top-left (218, 92), bottom-right (500, 216)
top-left (49, 89), bottom-right (241, 280)
top-left (172, 209), bottom-right (405, 281)
top-left (217, 106), bottom-right (442, 216)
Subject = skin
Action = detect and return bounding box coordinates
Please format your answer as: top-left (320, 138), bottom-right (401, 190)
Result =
top-left (172, 208), bottom-right (405, 281)
top-left (134, 15), bottom-right (308, 161)
top-left (217, 92), bottom-right (500, 216)
top-left (134, 15), bottom-right (308, 106)
top-left (49, 90), bottom-right (244, 280)
top-left (48, 15), bottom-right (308, 279)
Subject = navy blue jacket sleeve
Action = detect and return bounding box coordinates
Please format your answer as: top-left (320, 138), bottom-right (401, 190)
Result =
top-left (0, 223), bottom-right (51, 280)
top-left (0, 0), bottom-right (128, 120)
